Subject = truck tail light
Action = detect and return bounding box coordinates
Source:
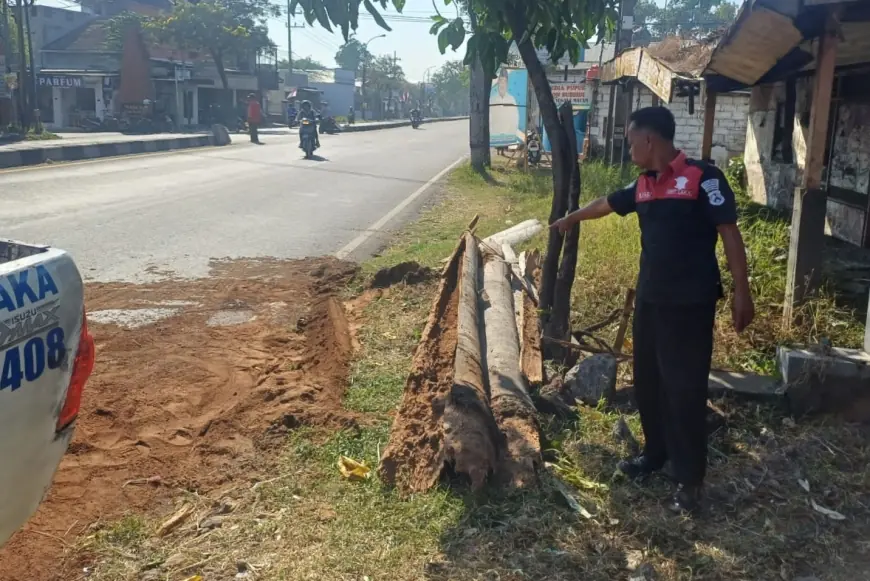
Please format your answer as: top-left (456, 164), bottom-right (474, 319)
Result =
top-left (56, 313), bottom-right (95, 432)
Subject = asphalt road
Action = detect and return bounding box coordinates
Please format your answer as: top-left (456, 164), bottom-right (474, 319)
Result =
top-left (0, 121), bottom-right (467, 282)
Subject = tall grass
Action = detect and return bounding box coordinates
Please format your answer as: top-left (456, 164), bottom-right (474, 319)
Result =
top-left (461, 159), bottom-right (865, 374)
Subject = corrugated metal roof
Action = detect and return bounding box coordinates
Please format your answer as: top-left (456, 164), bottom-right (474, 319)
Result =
top-left (703, 0), bottom-right (870, 92)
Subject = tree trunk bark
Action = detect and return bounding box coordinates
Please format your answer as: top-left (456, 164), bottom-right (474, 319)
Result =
top-left (443, 232), bottom-right (501, 489)
top-left (212, 49), bottom-right (230, 90)
top-left (468, 55), bottom-right (492, 171)
top-left (481, 247), bottom-right (540, 487)
top-left (467, 0), bottom-right (491, 173)
top-left (507, 13), bottom-right (573, 342)
top-left (547, 102), bottom-right (582, 356)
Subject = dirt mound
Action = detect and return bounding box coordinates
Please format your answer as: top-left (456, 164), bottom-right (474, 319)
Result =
top-left (0, 257), bottom-right (357, 581)
top-left (370, 261), bottom-right (434, 289)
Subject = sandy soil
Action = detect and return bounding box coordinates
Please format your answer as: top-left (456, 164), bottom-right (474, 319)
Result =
top-left (0, 257), bottom-right (358, 581)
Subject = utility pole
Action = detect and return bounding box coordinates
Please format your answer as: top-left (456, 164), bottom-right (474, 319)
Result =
top-left (606, 0), bottom-right (636, 165)
top-left (24, 0), bottom-right (38, 131)
top-left (360, 34), bottom-right (384, 121)
top-left (14, 0), bottom-right (27, 129)
top-left (285, 1), bottom-right (303, 74)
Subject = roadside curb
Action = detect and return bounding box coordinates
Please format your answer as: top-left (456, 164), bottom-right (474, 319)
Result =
top-left (341, 116), bottom-right (468, 133)
top-left (0, 128), bottom-right (231, 169)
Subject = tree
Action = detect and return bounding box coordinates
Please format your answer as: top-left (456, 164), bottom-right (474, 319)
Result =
top-left (430, 60), bottom-right (468, 116)
top-left (362, 54), bottom-right (407, 116)
top-left (636, 0), bottom-right (736, 40)
top-left (148, 0), bottom-right (278, 89)
top-left (280, 56), bottom-right (326, 70)
top-left (334, 37), bottom-right (372, 71)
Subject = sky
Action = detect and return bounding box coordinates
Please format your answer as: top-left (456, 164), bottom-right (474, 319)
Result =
top-left (40, 0), bottom-right (742, 82)
top-left (268, 0), bottom-right (460, 82)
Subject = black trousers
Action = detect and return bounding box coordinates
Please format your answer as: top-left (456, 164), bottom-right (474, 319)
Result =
top-left (633, 300), bottom-right (716, 487)
top-left (249, 123), bottom-right (260, 143)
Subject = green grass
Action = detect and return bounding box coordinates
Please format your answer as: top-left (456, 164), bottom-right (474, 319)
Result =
top-left (79, 159), bottom-right (870, 581)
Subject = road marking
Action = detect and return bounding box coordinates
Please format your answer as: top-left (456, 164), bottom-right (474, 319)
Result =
top-left (334, 156), bottom-right (467, 260)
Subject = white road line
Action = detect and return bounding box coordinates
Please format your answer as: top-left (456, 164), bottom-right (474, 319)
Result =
top-left (334, 156), bottom-right (467, 260)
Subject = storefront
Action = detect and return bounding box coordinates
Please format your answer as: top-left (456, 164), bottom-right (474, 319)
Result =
top-left (37, 73), bottom-right (117, 129)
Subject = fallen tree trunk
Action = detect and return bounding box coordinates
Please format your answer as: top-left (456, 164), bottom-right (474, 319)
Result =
top-left (378, 235), bottom-right (466, 492)
top-left (481, 246), bottom-right (541, 487)
top-left (442, 233), bottom-right (501, 489)
top-left (519, 251), bottom-right (544, 386)
top-left (379, 232), bottom-right (501, 492)
top-left (381, 231), bottom-right (543, 494)
top-left (483, 219), bottom-right (544, 248)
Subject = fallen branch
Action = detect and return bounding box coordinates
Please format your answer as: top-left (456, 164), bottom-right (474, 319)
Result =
top-left (483, 219), bottom-right (544, 247)
top-left (542, 336), bottom-right (631, 361)
top-left (613, 289), bottom-right (636, 354)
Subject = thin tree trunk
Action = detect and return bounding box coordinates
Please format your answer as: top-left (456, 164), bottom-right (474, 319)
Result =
top-left (507, 13), bottom-right (572, 337)
top-left (547, 102), bottom-right (582, 355)
top-left (469, 55), bottom-right (491, 171)
top-left (212, 49), bottom-right (229, 90)
top-left (467, 2), bottom-right (491, 171)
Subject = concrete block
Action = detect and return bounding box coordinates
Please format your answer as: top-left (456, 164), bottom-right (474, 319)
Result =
top-left (708, 370), bottom-right (783, 398)
top-left (778, 346), bottom-right (870, 416)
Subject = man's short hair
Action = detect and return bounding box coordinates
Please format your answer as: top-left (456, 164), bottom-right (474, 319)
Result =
top-left (629, 106), bottom-right (676, 141)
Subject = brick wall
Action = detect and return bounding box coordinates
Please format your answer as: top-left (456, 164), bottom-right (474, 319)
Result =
top-left (588, 82), bottom-right (750, 161)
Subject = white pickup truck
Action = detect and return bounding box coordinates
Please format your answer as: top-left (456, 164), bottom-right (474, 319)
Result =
top-left (0, 239), bottom-right (95, 547)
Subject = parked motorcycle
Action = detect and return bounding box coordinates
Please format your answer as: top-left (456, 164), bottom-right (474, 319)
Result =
top-left (527, 131), bottom-right (542, 166)
top-left (319, 116), bottom-right (340, 135)
top-left (299, 119), bottom-right (318, 159)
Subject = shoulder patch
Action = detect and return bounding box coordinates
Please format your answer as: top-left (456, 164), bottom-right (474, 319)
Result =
top-left (701, 178), bottom-right (720, 193)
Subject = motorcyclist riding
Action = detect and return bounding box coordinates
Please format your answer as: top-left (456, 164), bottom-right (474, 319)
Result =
top-left (410, 107), bottom-right (422, 122)
top-left (296, 100), bottom-right (320, 149)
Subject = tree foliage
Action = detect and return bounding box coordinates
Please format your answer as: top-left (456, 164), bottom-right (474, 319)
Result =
top-left (635, 0), bottom-right (737, 40)
top-left (430, 0), bottom-right (617, 77)
top-left (334, 37), bottom-right (372, 71)
top-left (429, 60), bottom-right (469, 116)
top-left (146, 0), bottom-right (278, 88)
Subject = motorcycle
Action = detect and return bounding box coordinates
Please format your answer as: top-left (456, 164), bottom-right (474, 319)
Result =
top-left (319, 116), bottom-right (340, 135)
top-left (299, 119), bottom-right (318, 159)
top-left (527, 131), bottom-right (542, 166)
top-left (410, 114), bottom-right (422, 129)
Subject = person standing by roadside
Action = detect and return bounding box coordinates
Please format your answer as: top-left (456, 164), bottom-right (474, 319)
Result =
top-left (247, 93), bottom-right (263, 144)
top-left (551, 106), bottom-right (754, 515)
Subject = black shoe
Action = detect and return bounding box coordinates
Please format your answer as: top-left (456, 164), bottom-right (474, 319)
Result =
top-left (667, 484), bottom-right (702, 516)
top-left (617, 455), bottom-right (662, 482)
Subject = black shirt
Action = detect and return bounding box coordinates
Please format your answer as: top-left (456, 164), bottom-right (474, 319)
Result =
top-left (606, 152), bottom-right (738, 304)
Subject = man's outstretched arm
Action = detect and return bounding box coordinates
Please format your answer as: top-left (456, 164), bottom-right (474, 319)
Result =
top-left (550, 182), bottom-right (637, 234)
top-left (550, 197), bottom-right (615, 233)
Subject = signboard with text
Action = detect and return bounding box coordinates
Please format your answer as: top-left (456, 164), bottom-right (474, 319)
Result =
top-left (550, 81), bottom-right (591, 109)
top-left (37, 75), bottom-right (83, 89)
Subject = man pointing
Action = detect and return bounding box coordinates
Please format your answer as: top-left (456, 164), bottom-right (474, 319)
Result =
top-left (552, 106), bottom-right (754, 514)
